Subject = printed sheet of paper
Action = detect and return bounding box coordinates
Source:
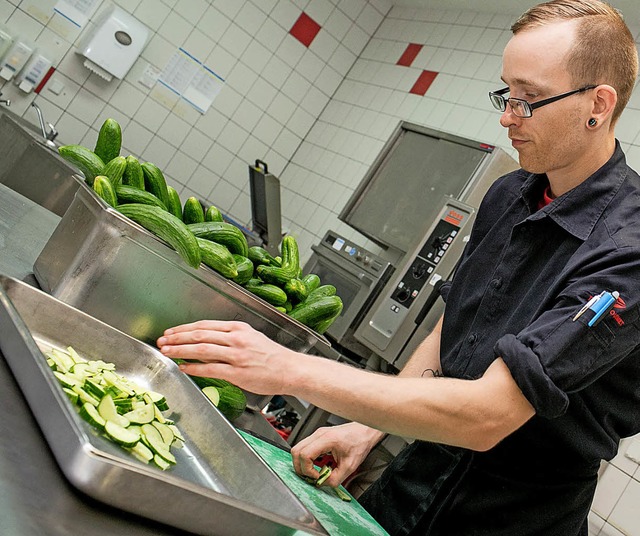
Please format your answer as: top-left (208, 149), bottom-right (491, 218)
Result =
top-left (158, 48), bottom-right (224, 114)
top-left (54, 0), bottom-right (100, 28)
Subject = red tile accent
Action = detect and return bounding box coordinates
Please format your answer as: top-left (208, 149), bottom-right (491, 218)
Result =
top-left (35, 66), bottom-right (55, 94)
top-left (397, 43), bottom-right (423, 67)
top-left (409, 70), bottom-right (438, 96)
top-left (290, 12), bottom-right (321, 48)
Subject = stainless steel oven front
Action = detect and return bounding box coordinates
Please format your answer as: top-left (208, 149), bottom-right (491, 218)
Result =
top-left (303, 231), bottom-right (393, 360)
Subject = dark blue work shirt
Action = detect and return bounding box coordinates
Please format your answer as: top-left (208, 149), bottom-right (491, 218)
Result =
top-left (441, 140), bottom-right (640, 466)
top-left (360, 142), bottom-right (640, 536)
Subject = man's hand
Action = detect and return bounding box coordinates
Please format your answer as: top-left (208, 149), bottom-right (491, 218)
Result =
top-left (291, 422), bottom-right (386, 487)
top-left (157, 320), bottom-right (300, 395)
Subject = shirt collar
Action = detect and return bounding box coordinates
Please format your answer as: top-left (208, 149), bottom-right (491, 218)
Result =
top-left (519, 140), bottom-right (628, 240)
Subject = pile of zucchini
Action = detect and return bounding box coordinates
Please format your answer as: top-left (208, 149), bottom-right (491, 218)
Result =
top-left (58, 118), bottom-right (343, 336)
top-left (47, 345), bottom-right (185, 470)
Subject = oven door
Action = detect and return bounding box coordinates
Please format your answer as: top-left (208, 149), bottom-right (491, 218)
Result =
top-left (304, 250), bottom-right (378, 343)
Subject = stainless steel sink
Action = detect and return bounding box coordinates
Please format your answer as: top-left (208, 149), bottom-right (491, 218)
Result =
top-left (0, 112), bottom-right (85, 217)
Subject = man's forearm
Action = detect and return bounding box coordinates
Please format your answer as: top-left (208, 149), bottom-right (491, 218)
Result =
top-left (398, 315), bottom-right (443, 378)
top-left (282, 350), bottom-right (534, 452)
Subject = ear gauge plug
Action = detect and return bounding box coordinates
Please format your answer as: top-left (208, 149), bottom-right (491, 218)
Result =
top-left (588, 118), bottom-right (598, 127)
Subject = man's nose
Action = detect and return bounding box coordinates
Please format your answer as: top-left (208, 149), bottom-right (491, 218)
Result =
top-left (499, 104), bottom-right (521, 128)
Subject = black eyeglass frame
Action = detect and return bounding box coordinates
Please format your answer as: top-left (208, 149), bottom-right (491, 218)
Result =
top-left (489, 85), bottom-right (597, 118)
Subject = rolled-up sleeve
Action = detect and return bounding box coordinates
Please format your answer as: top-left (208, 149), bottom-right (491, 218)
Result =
top-left (494, 277), bottom-right (640, 419)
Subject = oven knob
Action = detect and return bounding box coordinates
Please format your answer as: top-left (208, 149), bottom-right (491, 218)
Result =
top-left (363, 255), bottom-right (371, 265)
top-left (356, 252), bottom-right (363, 261)
top-left (396, 288), bottom-right (410, 303)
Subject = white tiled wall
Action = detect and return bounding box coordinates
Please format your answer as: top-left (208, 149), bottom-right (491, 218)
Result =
top-left (0, 0), bottom-right (385, 241)
top-left (2, 1), bottom-right (640, 533)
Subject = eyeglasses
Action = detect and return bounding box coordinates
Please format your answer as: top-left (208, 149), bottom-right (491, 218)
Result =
top-left (489, 85), bottom-right (597, 118)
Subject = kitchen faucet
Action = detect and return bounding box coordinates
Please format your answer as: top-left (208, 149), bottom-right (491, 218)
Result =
top-left (31, 101), bottom-right (58, 147)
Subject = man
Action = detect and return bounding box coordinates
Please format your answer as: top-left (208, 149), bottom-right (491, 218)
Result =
top-left (157, 1), bottom-right (640, 534)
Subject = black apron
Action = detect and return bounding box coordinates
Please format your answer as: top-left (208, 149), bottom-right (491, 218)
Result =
top-left (358, 441), bottom-right (597, 536)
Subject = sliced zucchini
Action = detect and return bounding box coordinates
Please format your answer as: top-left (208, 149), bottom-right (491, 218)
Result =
top-left (104, 421), bottom-right (141, 447)
top-left (129, 441), bottom-right (154, 464)
top-left (98, 395), bottom-right (130, 428)
top-left (72, 384), bottom-right (100, 407)
top-left (153, 454), bottom-right (171, 470)
top-left (53, 371), bottom-right (83, 389)
top-left (79, 402), bottom-right (106, 430)
top-left (122, 403), bottom-right (155, 424)
top-left (151, 421), bottom-right (174, 446)
top-left (202, 386), bottom-right (220, 406)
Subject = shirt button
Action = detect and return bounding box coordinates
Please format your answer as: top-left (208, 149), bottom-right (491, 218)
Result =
top-left (491, 278), bottom-right (502, 289)
top-left (467, 333), bottom-right (477, 344)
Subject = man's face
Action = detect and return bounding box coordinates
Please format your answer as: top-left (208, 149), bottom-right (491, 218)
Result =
top-left (500, 20), bottom-right (592, 176)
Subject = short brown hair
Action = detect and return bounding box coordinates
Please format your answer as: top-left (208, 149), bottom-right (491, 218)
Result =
top-left (511, 0), bottom-right (638, 124)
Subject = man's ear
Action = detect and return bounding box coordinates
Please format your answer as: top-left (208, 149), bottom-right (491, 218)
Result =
top-left (589, 84), bottom-right (617, 125)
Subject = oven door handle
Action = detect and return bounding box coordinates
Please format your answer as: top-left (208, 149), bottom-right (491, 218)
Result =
top-left (356, 273), bottom-right (373, 286)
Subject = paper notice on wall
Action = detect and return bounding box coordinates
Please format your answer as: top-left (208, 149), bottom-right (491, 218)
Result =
top-left (54, 0), bottom-right (100, 28)
top-left (158, 48), bottom-right (224, 114)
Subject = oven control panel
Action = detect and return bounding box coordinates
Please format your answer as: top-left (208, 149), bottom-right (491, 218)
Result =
top-left (354, 199), bottom-right (475, 358)
top-left (390, 219), bottom-right (459, 310)
top-left (316, 231), bottom-right (388, 277)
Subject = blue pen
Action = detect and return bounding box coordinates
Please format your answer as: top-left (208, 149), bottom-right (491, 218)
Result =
top-left (588, 291), bottom-right (619, 327)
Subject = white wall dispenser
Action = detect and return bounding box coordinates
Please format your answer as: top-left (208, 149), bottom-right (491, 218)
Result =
top-left (0, 25), bottom-right (13, 63)
top-left (76, 4), bottom-right (149, 82)
top-left (15, 53), bottom-right (52, 93)
top-left (0, 39), bottom-right (34, 81)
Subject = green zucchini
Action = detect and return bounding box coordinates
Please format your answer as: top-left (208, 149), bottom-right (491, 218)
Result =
top-left (122, 155), bottom-right (145, 189)
top-left (282, 235), bottom-right (300, 272)
top-left (288, 295), bottom-right (343, 328)
top-left (183, 197), bottom-right (205, 224)
top-left (187, 221), bottom-right (249, 257)
top-left (312, 310), bottom-right (342, 334)
top-left (232, 254), bottom-right (254, 285)
top-left (215, 385), bottom-right (247, 421)
top-left (244, 280), bottom-right (288, 306)
top-left (166, 186), bottom-right (183, 220)
top-left (103, 156), bottom-right (127, 188)
top-left (306, 284), bottom-right (337, 302)
top-left (284, 277), bottom-right (309, 303)
top-left (141, 161), bottom-right (170, 208)
top-left (185, 374), bottom-right (235, 390)
top-left (201, 385), bottom-right (246, 421)
top-left (115, 185), bottom-right (167, 210)
top-left (94, 118), bottom-right (122, 164)
top-left (196, 237), bottom-right (237, 278)
top-left (255, 236), bottom-right (300, 285)
top-left (205, 204), bottom-right (224, 222)
top-left (58, 144), bottom-right (105, 186)
top-left (93, 175), bottom-right (117, 207)
top-left (117, 203), bottom-right (201, 268)
top-left (301, 273), bottom-right (321, 293)
top-left (179, 372), bottom-right (247, 421)
top-left (247, 246), bottom-right (279, 267)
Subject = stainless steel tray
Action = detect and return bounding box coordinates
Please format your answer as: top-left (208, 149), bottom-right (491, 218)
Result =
top-left (0, 113), bottom-right (83, 217)
top-left (33, 184), bottom-right (329, 407)
top-left (0, 274), bottom-right (327, 536)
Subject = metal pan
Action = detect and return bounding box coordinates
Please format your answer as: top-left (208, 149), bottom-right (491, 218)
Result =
top-left (33, 185), bottom-right (330, 408)
top-left (0, 274), bottom-right (327, 536)
top-left (33, 184), bottom-right (328, 353)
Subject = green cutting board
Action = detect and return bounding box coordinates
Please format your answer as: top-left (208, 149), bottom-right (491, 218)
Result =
top-left (239, 431), bottom-right (389, 536)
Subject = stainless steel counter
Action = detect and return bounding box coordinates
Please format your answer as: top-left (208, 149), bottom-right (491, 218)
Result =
top-left (0, 183), bottom-right (288, 536)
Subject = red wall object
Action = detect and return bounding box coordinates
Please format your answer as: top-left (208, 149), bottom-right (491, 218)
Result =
top-left (397, 43), bottom-right (423, 67)
top-left (290, 12), bottom-right (321, 48)
top-left (409, 70), bottom-right (438, 96)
